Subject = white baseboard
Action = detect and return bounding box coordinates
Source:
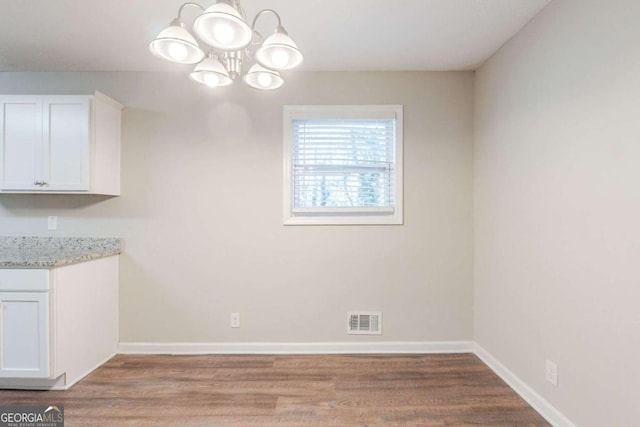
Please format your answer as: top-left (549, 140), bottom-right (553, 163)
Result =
top-left (473, 344), bottom-right (576, 427)
top-left (118, 340), bottom-right (474, 355)
top-left (0, 353), bottom-right (117, 391)
top-left (0, 375), bottom-right (66, 391)
top-left (63, 352), bottom-right (117, 390)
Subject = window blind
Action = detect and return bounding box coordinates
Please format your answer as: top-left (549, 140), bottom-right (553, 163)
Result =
top-left (291, 118), bottom-right (396, 210)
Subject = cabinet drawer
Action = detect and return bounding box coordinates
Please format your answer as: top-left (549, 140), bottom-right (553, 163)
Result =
top-left (0, 270), bottom-right (49, 291)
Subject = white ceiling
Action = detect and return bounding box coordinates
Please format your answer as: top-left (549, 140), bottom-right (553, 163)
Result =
top-left (0, 0), bottom-right (551, 72)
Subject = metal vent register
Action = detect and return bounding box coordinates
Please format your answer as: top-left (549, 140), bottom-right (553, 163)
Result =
top-left (347, 311), bottom-right (382, 335)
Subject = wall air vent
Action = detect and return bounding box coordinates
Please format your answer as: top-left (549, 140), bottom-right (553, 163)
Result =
top-left (347, 311), bottom-right (382, 335)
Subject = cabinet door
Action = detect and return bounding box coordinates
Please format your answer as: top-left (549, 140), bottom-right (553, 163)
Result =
top-left (42, 96), bottom-right (90, 191)
top-left (0, 292), bottom-right (49, 378)
top-left (0, 96), bottom-right (42, 190)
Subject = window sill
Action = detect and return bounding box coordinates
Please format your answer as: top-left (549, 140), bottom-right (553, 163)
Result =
top-left (283, 209), bottom-right (403, 225)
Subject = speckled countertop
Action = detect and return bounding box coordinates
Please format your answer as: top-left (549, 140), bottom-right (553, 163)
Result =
top-left (0, 236), bottom-right (121, 268)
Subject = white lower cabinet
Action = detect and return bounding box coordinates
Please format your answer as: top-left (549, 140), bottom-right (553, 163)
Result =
top-left (0, 291), bottom-right (49, 378)
top-left (0, 256), bottom-right (118, 389)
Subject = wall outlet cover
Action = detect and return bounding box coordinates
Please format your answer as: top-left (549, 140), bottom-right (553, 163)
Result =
top-left (47, 216), bottom-right (58, 230)
top-left (230, 312), bottom-right (240, 328)
top-left (545, 359), bottom-right (558, 386)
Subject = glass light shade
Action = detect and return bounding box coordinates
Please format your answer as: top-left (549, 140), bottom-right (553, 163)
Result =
top-left (193, 2), bottom-right (253, 50)
top-left (243, 64), bottom-right (284, 90)
top-left (189, 55), bottom-right (233, 87)
top-left (255, 30), bottom-right (303, 70)
top-left (149, 24), bottom-right (204, 64)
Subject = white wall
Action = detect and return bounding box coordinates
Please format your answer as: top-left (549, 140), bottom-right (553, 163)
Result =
top-left (0, 71), bottom-right (474, 344)
top-left (474, 0), bottom-right (640, 425)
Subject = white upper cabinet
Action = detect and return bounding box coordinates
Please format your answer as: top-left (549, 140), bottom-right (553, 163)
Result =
top-left (43, 96), bottom-right (91, 191)
top-left (0, 96), bottom-right (41, 190)
top-left (0, 91), bottom-right (123, 195)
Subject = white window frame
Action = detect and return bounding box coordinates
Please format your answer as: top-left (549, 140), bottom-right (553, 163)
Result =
top-left (283, 105), bottom-right (403, 225)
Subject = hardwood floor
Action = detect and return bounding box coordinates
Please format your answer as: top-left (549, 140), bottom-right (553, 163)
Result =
top-left (0, 353), bottom-right (550, 426)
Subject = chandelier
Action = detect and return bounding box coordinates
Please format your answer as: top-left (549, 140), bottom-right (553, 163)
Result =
top-left (149, 0), bottom-right (303, 90)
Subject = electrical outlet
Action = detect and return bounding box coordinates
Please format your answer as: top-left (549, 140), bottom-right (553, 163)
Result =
top-left (230, 312), bottom-right (240, 328)
top-left (546, 360), bottom-right (558, 386)
top-left (47, 216), bottom-right (58, 230)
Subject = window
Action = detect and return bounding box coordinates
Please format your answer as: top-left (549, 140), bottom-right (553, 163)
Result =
top-left (283, 105), bottom-right (403, 225)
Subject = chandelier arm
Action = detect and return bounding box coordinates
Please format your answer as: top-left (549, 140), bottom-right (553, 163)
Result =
top-left (249, 29), bottom-right (265, 47)
top-left (250, 9), bottom-right (283, 31)
top-left (177, 2), bottom-right (205, 20)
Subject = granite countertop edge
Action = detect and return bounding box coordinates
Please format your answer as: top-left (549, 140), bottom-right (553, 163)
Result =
top-left (0, 236), bottom-right (122, 269)
top-left (0, 249), bottom-right (122, 268)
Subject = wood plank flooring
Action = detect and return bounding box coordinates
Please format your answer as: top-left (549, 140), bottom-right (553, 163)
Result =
top-left (0, 353), bottom-right (550, 426)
